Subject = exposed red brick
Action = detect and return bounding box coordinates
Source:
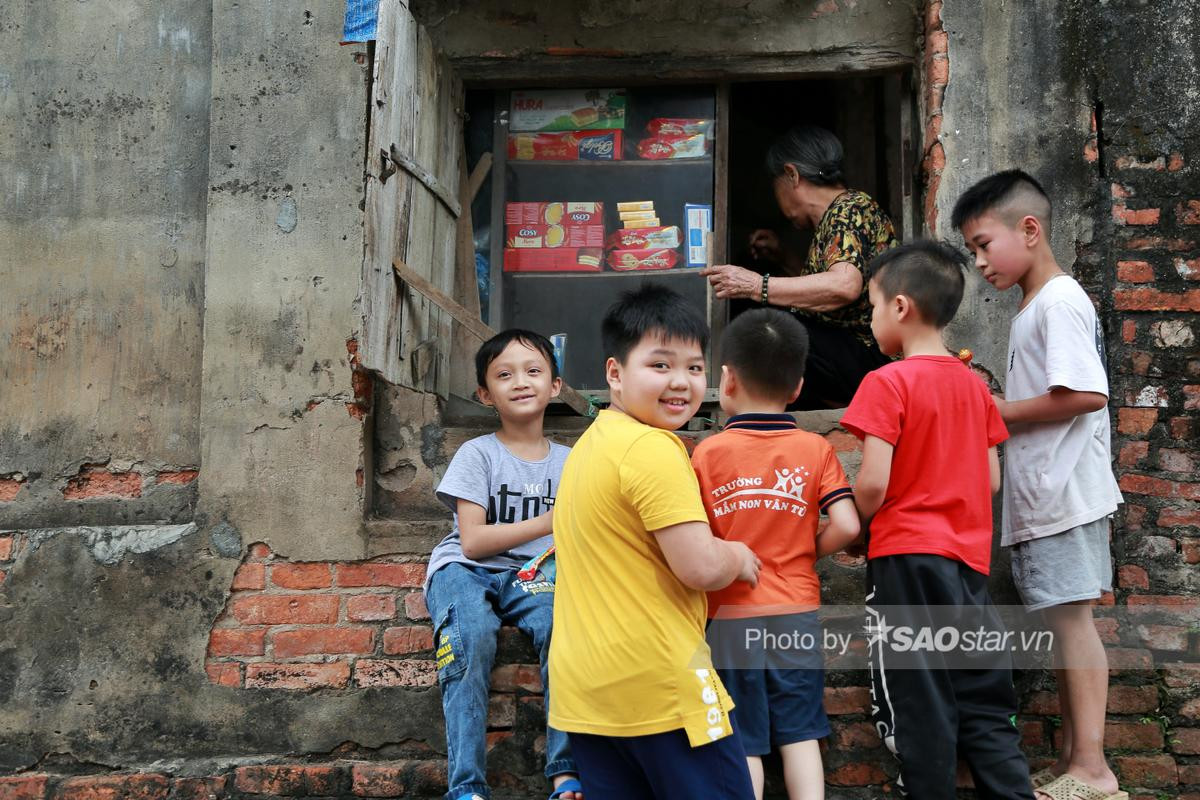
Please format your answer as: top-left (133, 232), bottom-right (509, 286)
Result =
top-left (1177, 257), bottom-right (1200, 280)
top-left (826, 763), bottom-right (890, 787)
top-left (231, 595), bottom-right (339, 625)
top-left (167, 776), bottom-right (226, 800)
top-left (1107, 685), bottom-right (1159, 714)
top-left (1160, 448), bottom-right (1195, 473)
top-left (244, 662), bottom-right (350, 689)
top-left (1111, 182), bottom-right (1134, 199)
top-left (205, 662), bottom-right (242, 687)
top-left (1094, 616), bottom-right (1120, 644)
top-left (155, 470), bottom-right (198, 485)
top-left (1127, 594), bottom-right (1200, 611)
top-left (1023, 690), bottom-right (1060, 715)
top-left (1184, 696), bottom-right (1200, 720)
top-left (1164, 662), bottom-right (1200, 688)
top-left (336, 562), bottom-right (425, 588)
top-left (383, 626), bottom-right (434, 655)
top-left (1119, 474), bottom-right (1200, 501)
top-left (833, 720), bottom-right (882, 749)
top-left (927, 53), bottom-right (949, 86)
top-left (488, 694), bottom-right (517, 728)
top-left (1180, 764), bottom-right (1200, 785)
top-left (230, 563), bottom-right (265, 591)
top-left (825, 430), bottom-right (861, 453)
top-left (232, 766), bottom-right (339, 796)
top-left (1113, 754), bottom-right (1177, 788)
top-left (1106, 720), bottom-right (1164, 751)
top-left (1115, 288), bottom-right (1200, 312)
top-left (1118, 564), bottom-right (1150, 589)
top-left (1121, 235), bottom-right (1192, 251)
top-left (1170, 416), bottom-right (1197, 439)
top-left (1174, 728), bottom-right (1200, 755)
top-left (346, 594), bottom-right (396, 622)
top-left (1136, 624), bottom-right (1189, 651)
top-left (1186, 385), bottom-right (1200, 410)
top-left (0, 775), bottom-right (49, 800)
top-left (404, 591), bottom-right (430, 621)
top-left (1113, 205), bottom-right (1161, 226)
top-left (1117, 260), bottom-right (1155, 283)
top-left (1118, 441), bottom-right (1149, 467)
top-left (207, 628), bottom-right (266, 657)
top-left (271, 627), bottom-right (373, 658)
top-left (62, 466), bottom-right (142, 500)
top-left (486, 731), bottom-right (514, 752)
top-left (1115, 155), bottom-right (1167, 171)
top-left (0, 477), bottom-right (25, 502)
top-left (1183, 537), bottom-right (1200, 564)
top-left (1106, 647), bottom-right (1154, 672)
top-left (247, 543), bottom-right (272, 560)
top-left (1179, 199), bottom-right (1200, 225)
top-left (353, 659), bottom-right (436, 688)
top-left (270, 563), bottom-right (332, 590)
top-left (1118, 407), bottom-right (1158, 434)
top-left (56, 774), bottom-right (170, 800)
top-left (0, 536), bottom-right (14, 561)
top-left (349, 762), bottom-right (446, 797)
top-left (491, 664), bottom-right (543, 692)
top-left (824, 686), bottom-right (871, 715)
top-left (1122, 320), bottom-right (1137, 343)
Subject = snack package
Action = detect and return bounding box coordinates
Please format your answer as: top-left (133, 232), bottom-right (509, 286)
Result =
top-left (646, 118), bottom-right (714, 137)
top-left (618, 209), bottom-right (658, 221)
top-left (637, 132), bottom-right (709, 160)
top-left (504, 247), bottom-right (604, 272)
top-left (623, 217), bottom-right (661, 229)
top-left (509, 89), bottom-right (627, 132)
top-left (505, 202), bottom-right (603, 226)
top-left (506, 223), bottom-right (606, 248)
top-left (508, 131), bottom-right (623, 161)
top-left (616, 201), bottom-right (655, 213)
top-left (606, 226), bottom-right (682, 250)
top-left (684, 203), bottom-right (713, 267)
top-left (607, 248), bottom-right (680, 271)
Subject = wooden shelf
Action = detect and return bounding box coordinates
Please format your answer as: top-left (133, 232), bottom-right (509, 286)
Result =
top-left (507, 267), bottom-right (705, 279)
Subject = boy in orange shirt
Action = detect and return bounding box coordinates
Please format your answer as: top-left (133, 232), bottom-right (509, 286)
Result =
top-left (693, 308), bottom-right (861, 800)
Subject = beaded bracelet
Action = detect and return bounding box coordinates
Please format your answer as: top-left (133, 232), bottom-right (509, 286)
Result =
top-left (761, 273), bottom-right (770, 305)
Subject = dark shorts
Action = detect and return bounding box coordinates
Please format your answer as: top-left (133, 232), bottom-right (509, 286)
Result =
top-left (707, 613), bottom-right (831, 756)
top-left (567, 726), bottom-right (755, 800)
top-left (789, 316), bottom-right (889, 410)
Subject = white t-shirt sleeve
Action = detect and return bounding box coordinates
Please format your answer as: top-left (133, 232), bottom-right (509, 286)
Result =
top-left (1041, 299), bottom-right (1109, 397)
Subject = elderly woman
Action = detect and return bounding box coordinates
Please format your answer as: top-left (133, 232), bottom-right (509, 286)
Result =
top-left (703, 125), bottom-right (899, 409)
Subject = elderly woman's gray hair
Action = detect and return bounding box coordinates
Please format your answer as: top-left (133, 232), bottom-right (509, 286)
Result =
top-left (765, 124), bottom-right (845, 187)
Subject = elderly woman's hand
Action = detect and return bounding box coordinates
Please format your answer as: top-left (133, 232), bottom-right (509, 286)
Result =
top-left (701, 263), bottom-right (762, 300)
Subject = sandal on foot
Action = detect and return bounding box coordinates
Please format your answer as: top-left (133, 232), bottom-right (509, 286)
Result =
top-left (549, 778), bottom-right (583, 799)
top-left (1037, 774), bottom-right (1128, 800)
top-left (1031, 768), bottom-right (1058, 789)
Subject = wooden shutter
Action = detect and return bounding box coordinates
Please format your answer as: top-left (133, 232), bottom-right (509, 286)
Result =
top-left (361, 0), bottom-right (463, 397)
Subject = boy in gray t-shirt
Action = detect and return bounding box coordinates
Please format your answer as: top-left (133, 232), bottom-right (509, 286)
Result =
top-left (424, 329), bottom-right (581, 800)
top-left (955, 171), bottom-right (1123, 800)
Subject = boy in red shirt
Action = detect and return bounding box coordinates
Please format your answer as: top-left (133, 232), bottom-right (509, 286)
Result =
top-left (693, 308), bottom-right (861, 800)
top-left (840, 241), bottom-right (1035, 799)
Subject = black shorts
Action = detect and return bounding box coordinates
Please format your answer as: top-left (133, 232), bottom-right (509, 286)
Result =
top-left (707, 613), bottom-right (830, 756)
top-left (789, 316), bottom-right (890, 410)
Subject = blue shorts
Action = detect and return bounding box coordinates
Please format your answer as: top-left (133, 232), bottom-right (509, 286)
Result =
top-left (567, 726), bottom-right (755, 800)
top-left (707, 612), bottom-right (831, 756)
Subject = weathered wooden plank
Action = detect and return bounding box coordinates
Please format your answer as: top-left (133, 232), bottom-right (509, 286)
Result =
top-left (393, 259), bottom-right (595, 418)
top-left (360, 0), bottom-right (421, 385)
top-left (387, 143), bottom-right (461, 217)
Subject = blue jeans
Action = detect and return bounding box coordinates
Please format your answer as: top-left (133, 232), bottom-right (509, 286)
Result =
top-left (426, 562), bottom-right (575, 800)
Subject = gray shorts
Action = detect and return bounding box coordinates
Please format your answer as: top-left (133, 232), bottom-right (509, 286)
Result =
top-left (1010, 517), bottom-right (1113, 612)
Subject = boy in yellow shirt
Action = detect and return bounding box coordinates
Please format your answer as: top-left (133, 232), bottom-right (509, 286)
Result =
top-left (550, 284), bottom-right (762, 799)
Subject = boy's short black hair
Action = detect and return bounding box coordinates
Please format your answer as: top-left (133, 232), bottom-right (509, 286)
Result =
top-left (950, 169), bottom-right (1054, 232)
top-left (475, 329), bottom-right (559, 388)
top-left (601, 283), bottom-right (709, 363)
top-left (722, 309), bottom-right (809, 403)
top-left (866, 240), bottom-right (968, 328)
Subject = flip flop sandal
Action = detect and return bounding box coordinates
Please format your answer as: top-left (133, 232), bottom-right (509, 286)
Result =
top-left (1031, 768), bottom-right (1058, 788)
top-left (1037, 774), bottom-right (1129, 800)
top-left (549, 778), bottom-right (583, 799)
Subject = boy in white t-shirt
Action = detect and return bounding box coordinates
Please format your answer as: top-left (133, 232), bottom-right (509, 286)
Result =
top-left (953, 171), bottom-right (1125, 800)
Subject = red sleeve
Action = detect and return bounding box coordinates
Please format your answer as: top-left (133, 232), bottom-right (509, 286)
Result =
top-left (817, 444), bottom-right (853, 512)
top-left (840, 370), bottom-right (904, 445)
top-left (985, 390), bottom-right (1009, 447)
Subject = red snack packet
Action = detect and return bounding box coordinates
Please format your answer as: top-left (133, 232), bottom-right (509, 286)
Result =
top-left (646, 118), bottom-right (713, 136)
top-left (606, 226), bottom-right (683, 250)
top-left (637, 133), bottom-right (709, 160)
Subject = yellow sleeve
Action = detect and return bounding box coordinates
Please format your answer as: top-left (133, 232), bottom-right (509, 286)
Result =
top-left (620, 431), bottom-right (709, 532)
